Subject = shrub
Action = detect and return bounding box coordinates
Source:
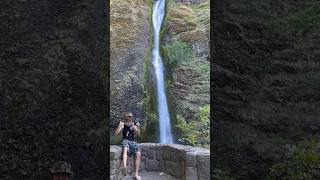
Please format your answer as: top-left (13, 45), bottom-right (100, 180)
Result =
top-left (163, 41), bottom-right (194, 67)
top-left (175, 105), bottom-right (210, 148)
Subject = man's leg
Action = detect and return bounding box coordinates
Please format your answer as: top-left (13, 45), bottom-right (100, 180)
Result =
top-left (121, 147), bottom-right (129, 176)
top-left (134, 151), bottom-right (141, 177)
top-left (122, 147), bottom-right (128, 168)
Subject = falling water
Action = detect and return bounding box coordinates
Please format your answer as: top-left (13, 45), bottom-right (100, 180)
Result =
top-left (152, 0), bottom-right (173, 144)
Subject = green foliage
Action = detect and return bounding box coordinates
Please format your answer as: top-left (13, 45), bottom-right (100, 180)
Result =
top-left (142, 90), bottom-right (152, 112)
top-left (162, 41), bottom-right (194, 67)
top-left (138, 111), bottom-right (158, 142)
top-left (175, 105), bottom-right (210, 149)
top-left (267, 139), bottom-right (320, 180)
top-left (165, 80), bottom-right (174, 89)
top-left (192, 62), bottom-right (210, 77)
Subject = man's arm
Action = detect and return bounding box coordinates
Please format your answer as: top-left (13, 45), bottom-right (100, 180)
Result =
top-left (133, 122), bottom-right (140, 136)
top-left (115, 121), bottom-right (124, 136)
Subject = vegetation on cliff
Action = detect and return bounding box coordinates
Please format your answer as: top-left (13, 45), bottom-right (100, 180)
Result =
top-left (176, 105), bottom-right (210, 148)
top-left (161, 0), bottom-right (210, 148)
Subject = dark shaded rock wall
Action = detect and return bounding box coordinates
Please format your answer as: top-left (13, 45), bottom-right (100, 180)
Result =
top-left (213, 0), bottom-right (320, 179)
top-left (0, 0), bottom-right (108, 179)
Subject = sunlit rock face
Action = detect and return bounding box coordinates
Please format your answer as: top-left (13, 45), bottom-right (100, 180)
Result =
top-left (213, 0), bottom-right (320, 178)
top-left (161, 0), bottom-right (210, 142)
top-left (0, 0), bottom-right (107, 179)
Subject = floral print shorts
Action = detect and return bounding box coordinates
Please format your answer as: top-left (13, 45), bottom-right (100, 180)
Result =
top-left (121, 139), bottom-right (141, 157)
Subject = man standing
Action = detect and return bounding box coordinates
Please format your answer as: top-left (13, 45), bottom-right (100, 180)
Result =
top-left (115, 112), bottom-right (141, 180)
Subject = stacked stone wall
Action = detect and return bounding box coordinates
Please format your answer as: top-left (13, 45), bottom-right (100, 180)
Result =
top-left (110, 143), bottom-right (210, 180)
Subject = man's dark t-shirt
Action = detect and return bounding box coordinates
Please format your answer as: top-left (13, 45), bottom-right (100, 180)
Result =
top-left (122, 124), bottom-right (135, 141)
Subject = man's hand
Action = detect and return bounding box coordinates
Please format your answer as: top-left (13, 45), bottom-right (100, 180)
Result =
top-left (133, 125), bottom-right (140, 135)
top-left (119, 121), bottom-right (124, 128)
top-left (133, 125), bottom-right (138, 131)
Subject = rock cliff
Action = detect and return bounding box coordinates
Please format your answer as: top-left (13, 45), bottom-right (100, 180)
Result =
top-left (161, 0), bottom-right (210, 142)
top-left (110, 0), bottom-right (152, 142)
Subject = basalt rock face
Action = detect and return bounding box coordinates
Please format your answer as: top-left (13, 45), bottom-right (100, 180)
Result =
top-left (162, 0), bottom-right (210, 132)
top-left (110, 0), bottom-right (151, 141)
top-left (0, 0), bottom-right (107, 179)
top-left (213, 0), bottom-right (320, 178)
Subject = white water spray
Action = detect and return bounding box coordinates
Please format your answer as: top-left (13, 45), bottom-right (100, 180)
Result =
top-left (152, 0), bottom-right (173, 144)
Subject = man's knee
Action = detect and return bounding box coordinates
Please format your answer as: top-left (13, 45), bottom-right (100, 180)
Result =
top-left (123, 147), bottom-right (128, 153)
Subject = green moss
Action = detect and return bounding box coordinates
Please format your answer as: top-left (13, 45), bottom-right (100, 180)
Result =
top-left (161, 41), bottom-right (194, 67)
top-left (192, 62), bottom-right (210, 77)
top-left (138, 111), bottom-right (158, 142)
top-left (140, 0), bottom-right (158, 142)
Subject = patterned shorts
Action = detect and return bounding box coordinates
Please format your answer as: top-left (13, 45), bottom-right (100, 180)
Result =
top-left (121, 139), bottom-right (141, 157)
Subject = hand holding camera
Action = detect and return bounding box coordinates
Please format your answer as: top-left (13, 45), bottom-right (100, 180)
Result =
top-left (118, 121), bottom-right (124, 128)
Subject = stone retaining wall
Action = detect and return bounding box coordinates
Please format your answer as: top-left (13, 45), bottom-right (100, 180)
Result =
top-left (110, 143), bottom-right (210, 180)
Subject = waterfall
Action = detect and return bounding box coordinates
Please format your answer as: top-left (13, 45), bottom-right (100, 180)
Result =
top-left (152, 0), bottom-right (173, 144)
